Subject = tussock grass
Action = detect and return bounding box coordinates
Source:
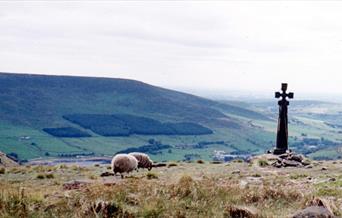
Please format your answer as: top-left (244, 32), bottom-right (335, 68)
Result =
top-left (257, 159), bottom-right (269, 167)
top-left (290, 174), bottom-right (308, 180)
top-left (36, 174), bottom-right (45, 179)
top-left (36, 173), bottom-right (54, 179)
top-left (146, 172), bottom-right (158, 180)
top-left (0, 162), bottom-right (341, 217)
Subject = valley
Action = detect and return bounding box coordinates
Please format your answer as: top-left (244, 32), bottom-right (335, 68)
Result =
top-left (0, 73), bottom-right (342, 162)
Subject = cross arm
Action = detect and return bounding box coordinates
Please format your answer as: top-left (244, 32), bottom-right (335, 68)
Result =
top-left (287, 92), bottom-right (294, 99)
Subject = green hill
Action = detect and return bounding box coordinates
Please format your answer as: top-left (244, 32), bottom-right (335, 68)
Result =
top-left (0, 72), bottom-right (274, 161)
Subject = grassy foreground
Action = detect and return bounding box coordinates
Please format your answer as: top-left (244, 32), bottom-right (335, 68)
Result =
top-left (0, 160), bottom-right (342, 217)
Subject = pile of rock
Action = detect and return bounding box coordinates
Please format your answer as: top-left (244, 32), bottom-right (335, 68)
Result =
top-left (271, 152), bottom-right (311, 168)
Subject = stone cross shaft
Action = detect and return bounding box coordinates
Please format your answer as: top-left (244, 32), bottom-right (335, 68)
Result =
top-left (274, 83), bottom-right (294, 155)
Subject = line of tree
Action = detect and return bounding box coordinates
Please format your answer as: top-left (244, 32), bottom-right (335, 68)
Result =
top-left (43, 127), bottom-right (91, 137)
top-left (63, 113), bottom-right (213, 136)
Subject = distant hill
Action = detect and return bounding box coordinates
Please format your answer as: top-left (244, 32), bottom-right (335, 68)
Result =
top-left (0, 72), bottom-right (268, 127)
top-left (0, 72), bottom-right (273, 161)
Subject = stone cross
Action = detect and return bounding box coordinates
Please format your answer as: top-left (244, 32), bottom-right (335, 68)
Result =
top-left (273, 83), bottom-right (293, 155)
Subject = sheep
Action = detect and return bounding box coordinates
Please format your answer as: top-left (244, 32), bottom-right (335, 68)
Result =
top-left (129, 152), bottom-right (153, 171)
top-left (111, 154), bottom-right (138, 178)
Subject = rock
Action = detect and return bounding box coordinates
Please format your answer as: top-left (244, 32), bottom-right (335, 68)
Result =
top-left (63, 180), bottom-right (90, 190)
top-left (305, 165), bottom-right (313, 169)
top-left (259, 152), bottom-right (311, 169)
top-left (283, 159), bottom-right (302, 167)
top-left (224, 205), bottom-right (258, 218)
top-left (302, 160), bottom-right (311, 166)
top-left (292, 206), bottom-right (334, 218)
top-left (272, 161), bottom-right (283, 168)
top-left (279, 153), bottom-right (289, 159)
top-left (239, 180), bottom-right (248, 189)
top-left (232, 170), bottom-right (241, 174)
top-left (321, 167), bottom-right (328, 171)
top-left (305, 197), bottom-right (336, 216)
top-left (329, 178), bottom-right (336, 182)
top-left (289, 154), bottom-right (304, 162)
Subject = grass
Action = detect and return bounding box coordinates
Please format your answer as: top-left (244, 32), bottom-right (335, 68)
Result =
top-left (36, 173), bottom-right (54, 179)
top-left (2, 74), bottom-right (342, 162)
top-left (258, 159), bottom-right (269, 167)
top-left (290, 174), bottom-right (308, 180)
top-left (146, 172), bottom-right (158, 180)
top-left (0, 122), bottom-right (274, 162)
top-left (0, 73), bottom-right (279, 162)
top-left (0, 160), bottom-right (341, 217)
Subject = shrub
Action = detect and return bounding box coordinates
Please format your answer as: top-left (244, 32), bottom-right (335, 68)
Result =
top-left (36, 174), bottom-right (45, 179)
top-left (196, 159), bottom-right (205, 164)
top-left (45, 173), bottom-right (54, 179)
top-left (211, 161), bottom-right (222, 164)
top-left (0, 167), bottom-right (5, 174)
top-left (167, 163), bottom-right (178, 168)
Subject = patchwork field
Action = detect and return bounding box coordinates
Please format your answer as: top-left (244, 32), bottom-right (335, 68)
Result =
top-left (1, 73), bottom-right (342, 162)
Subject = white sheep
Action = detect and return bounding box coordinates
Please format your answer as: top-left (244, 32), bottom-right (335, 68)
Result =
top-left (111, 154), bottom-right (138, 178)
top-left (129, 152), bottom-right (153, 171)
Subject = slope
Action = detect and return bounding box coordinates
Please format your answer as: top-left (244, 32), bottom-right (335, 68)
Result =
top-left (0, 72), bottom-right (273, 160)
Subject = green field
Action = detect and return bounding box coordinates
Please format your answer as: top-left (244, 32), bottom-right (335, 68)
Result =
top-left (0, 73), bottom-right (342, 161)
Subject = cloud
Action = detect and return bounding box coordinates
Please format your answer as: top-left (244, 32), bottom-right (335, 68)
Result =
top-left (1, 1), bottom-right (342, 96)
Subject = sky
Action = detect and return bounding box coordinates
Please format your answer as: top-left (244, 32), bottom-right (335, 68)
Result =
top-left (1, 1), bottom-right (342, 99)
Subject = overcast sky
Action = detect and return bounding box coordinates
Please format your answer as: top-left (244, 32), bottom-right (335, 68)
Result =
top-left (1, 1), bottom-right (342, 99)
